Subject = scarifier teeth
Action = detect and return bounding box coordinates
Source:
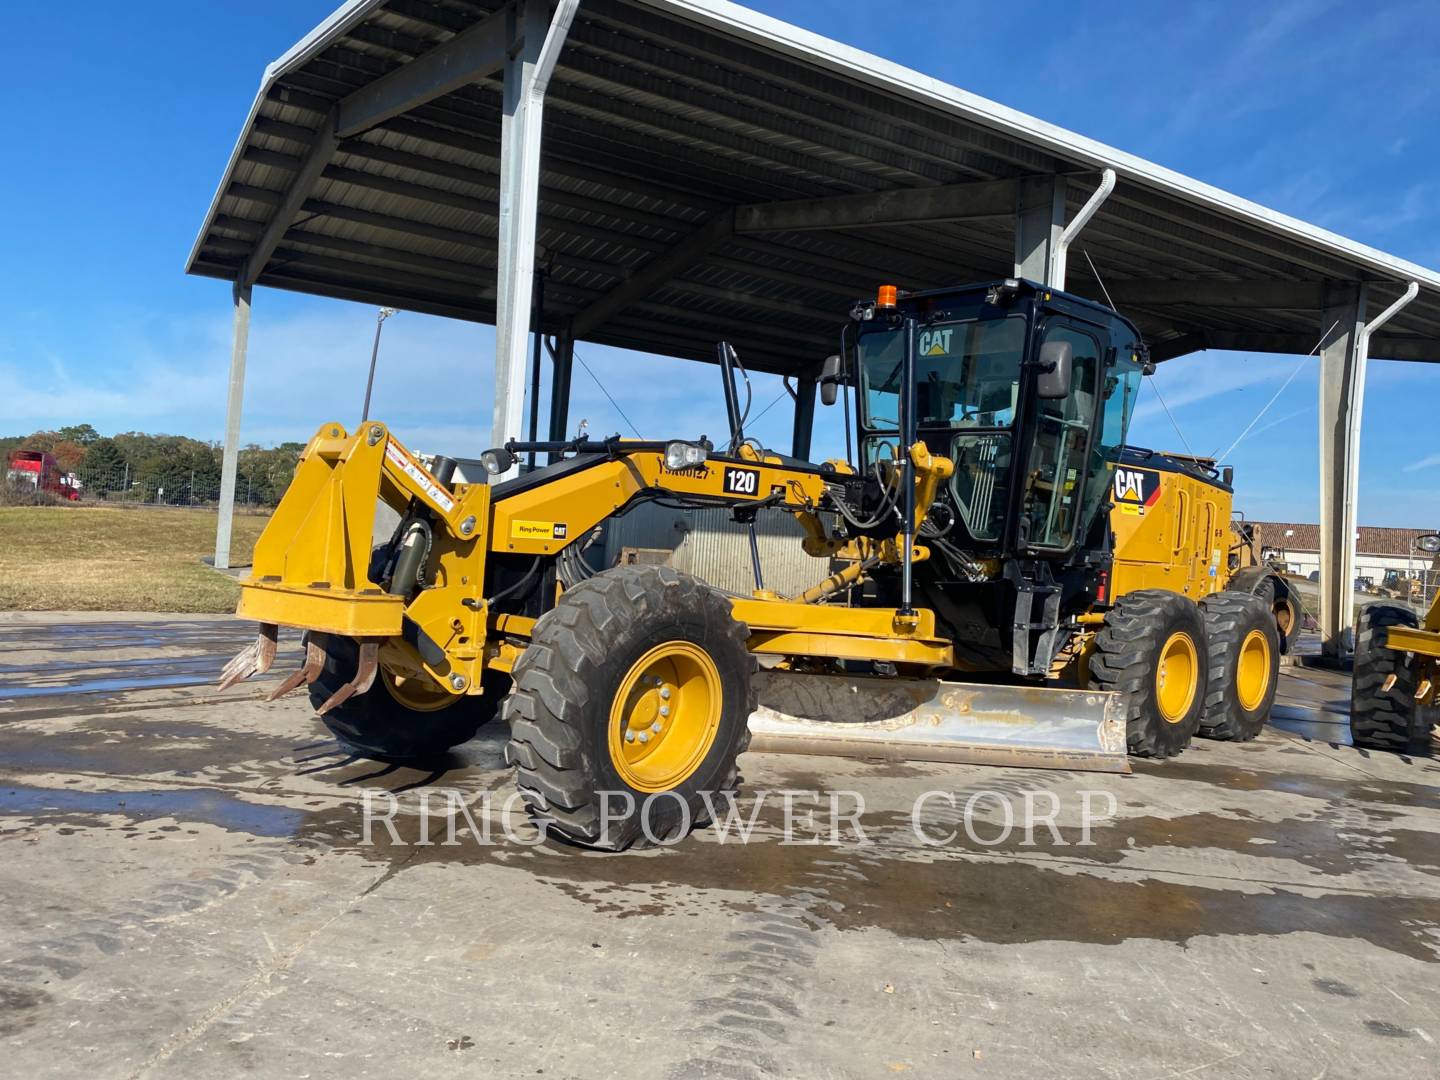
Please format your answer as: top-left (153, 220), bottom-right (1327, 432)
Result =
top-left (315, 641), bottom-right (380, 716)
top-left (254, 624), bottom-right (278, 674)
top-left (218, 624), bottom-right (279, 691)
top-left (218, 643), bottom-right (259, 691)
top-left (267, 633), bottom-right (328, 701)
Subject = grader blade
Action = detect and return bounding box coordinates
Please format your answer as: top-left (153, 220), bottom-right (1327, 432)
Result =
top-left (217, 623), bottom-right (278, 691)
top-left (315, 641), bottom-right (380, 716)
top-left (266, 633), bottom-right (328, 701)
top-left (748, 672), bottom-right (1129, 773)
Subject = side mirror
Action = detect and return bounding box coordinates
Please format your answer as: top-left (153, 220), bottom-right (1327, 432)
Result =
top-left (1036, 339), bottom-right (1073, 399)
top-left (1221, 466), bottom-right (1234, 487)
top-left (819, 354), bottom-right (843, 407)
top-left (1417, 533), bottom-right (1440, 554)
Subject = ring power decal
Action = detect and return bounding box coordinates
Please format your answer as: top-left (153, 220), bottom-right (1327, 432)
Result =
top-left (511, 520), bottom-right (569, 540)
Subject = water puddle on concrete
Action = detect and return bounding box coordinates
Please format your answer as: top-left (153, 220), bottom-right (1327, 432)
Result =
top-left (0, 672), bottom-right (226, 700)
top-left (1134, 760), bottom-right (1440, 811)
top-left (0, 620), bottom-right (297, 700)
top-left (0, 783), bottom-right (304, 838)
top-left (434, 821), bottom-right (1440, 963)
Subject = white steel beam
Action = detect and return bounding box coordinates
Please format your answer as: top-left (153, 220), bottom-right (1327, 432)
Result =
top-left (1317, 280), bottom-right (1421, 656)
top-left (214, 284), bottom-right (252, 571)
top-left (1013, 175), bottom-right (1065, 285)
top-left (490, 0), bottom-right (581, 478)
top-left (1317, 284), bottom-right (1368, 657)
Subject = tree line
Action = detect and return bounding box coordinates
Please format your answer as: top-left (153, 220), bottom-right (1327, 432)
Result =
top-left (1, 425), bottom-right (302, 506)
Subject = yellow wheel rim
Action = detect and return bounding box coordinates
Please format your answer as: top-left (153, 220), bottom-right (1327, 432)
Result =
top-left (1273, 598), bottom-right (1296, 637)
top-left (608, 642), bottom-right (722, 793)
top-left (1155, 631), bottom-right (1199, 724)
top-left (381, 668), bottom-right (456, 713)
top-left (1236, 629), bottom-right (1271, 712)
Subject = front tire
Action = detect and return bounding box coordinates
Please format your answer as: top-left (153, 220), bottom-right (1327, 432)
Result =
top-left (504, 565), bottom-right (754, 851)
top-left (1198, 591), bottom-right (1279, 741)
top-left (1090, 590), bottom-right (1210, 759)
top-left (1350, 604), bottom-right (1428, 752)
top-left (311, 637), bottom-right (504, 759)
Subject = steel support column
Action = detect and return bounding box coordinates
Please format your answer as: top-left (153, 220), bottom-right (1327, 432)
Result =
top-left (791, 376), bottom-right (817, 462)
top-left (546, 328), bottom-right (575, 462)
top-left (491, 0), bottom-right (579, 479)
top-left (1317, 283), bottom-right (1367, 657)
top-left (214, 284), bottom-right (252, 571)
top-left (1317, 280), bottom-right (1421, 657)
top-left (1014, 176), bottom-right (1066, 285)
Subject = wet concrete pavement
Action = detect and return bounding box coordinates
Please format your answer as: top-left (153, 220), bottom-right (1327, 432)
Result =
top-left (2, 613), bottom-right (1437, 1079)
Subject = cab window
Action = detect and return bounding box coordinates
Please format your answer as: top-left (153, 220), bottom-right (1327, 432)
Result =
top-left (1021, 323), bottom-right (1101, 550)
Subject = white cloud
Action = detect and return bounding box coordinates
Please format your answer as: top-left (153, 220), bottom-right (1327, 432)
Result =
top-left (1128, 352), bottom-right (1314, 460)
top-left (1402, 453), bottom-right (1440, 473)
top-left (0, 298), bottom-right (811, 460)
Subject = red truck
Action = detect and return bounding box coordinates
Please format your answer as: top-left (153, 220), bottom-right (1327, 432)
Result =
top-left (6, 449), bottom-right (81, 500)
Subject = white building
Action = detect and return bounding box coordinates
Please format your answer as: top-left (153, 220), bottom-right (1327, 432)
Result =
top-left (1251, 520), bottom-right (1439, 598)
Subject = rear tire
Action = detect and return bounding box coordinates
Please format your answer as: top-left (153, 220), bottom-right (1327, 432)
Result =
top-left (1235, 572), bottom-right (1303, 653)
top-left (1090, 590), bottom-right (1209, 759)
top-left (1350, 604), bottom-right (1426, 752)
top-left (311, 637), bottom-right (504, 759)
top-left (504, 565), bottom-right (754, 851)
top-left (1197, 591), bottom-right (1279, 741)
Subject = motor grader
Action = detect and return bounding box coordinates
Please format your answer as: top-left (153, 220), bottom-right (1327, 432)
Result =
top-left (223, 278), bottom-right (1287, 849)
top-left (1351, 534), bottom-right (1440, 752)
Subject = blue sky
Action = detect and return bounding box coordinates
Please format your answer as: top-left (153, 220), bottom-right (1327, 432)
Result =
top-left (1, 0), bottom-right (1437, 525)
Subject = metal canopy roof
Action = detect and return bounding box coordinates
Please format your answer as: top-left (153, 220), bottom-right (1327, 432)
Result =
top-left (188, 0), bottom-right (1440, 374)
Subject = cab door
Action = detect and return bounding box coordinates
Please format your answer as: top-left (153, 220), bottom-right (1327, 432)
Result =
top-left (1020, 320), bottom-right (1102, 552)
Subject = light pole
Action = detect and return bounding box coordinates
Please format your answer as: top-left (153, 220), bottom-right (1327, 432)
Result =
top-left (361, 307), bottom-right (399, 421)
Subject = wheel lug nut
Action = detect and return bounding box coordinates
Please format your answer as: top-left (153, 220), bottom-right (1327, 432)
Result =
top-left (659, 687), bottom-right (671, 700)
top-left (659, 706), bottom-right (670, 717)
top-left (638, 731), bottom-right (650, 744)
top-left (625, 731), bottom-right (636, 743)
top-left (651, 721), bottom-right (662, 733)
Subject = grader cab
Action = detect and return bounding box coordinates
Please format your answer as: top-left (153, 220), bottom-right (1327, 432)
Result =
top-left (223, 279), bottom-right (1291, 849)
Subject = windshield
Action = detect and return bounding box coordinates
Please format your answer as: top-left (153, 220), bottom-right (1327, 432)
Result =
top-left (859, 316), bottom-right (1026, 430)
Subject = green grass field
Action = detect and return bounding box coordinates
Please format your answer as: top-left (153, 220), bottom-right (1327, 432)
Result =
top-left (0, 507), bottom-right (269, 613)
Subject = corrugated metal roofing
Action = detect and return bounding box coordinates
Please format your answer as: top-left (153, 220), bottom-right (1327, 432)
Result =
top-left (188, 0), bottom-right (1440, 374)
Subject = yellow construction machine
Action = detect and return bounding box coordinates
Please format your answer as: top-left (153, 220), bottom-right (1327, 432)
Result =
top-left (222, 279), bottom-right (1289, 849)
top-left (1351, 534), bottom-right (1440, 752)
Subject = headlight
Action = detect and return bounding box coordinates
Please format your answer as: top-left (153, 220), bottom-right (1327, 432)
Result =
top-left (664, 440), bottom-right (709, 471)
top-left (480, 447), bottom-right (517, 476)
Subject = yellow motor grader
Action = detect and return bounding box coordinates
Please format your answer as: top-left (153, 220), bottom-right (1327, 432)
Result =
top-left (223, 279), bottom-right (1288, 849)
top-left (1351, 534), bottom-right (1440, 752)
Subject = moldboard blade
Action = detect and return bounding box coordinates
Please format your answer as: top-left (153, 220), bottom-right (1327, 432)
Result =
top-left (746, 672), bottom-right (1129, 773)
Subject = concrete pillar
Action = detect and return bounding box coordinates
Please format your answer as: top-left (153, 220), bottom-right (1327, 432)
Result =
top-left (214, 283), bottom-right (252, 571)
top-left (490, 0), bottom-right (548, 477)
top-left (1014, 176), bottom-right (1066, 286)
top-left (546, 329), bottom-right (575, 463)
top-left (791, 376), bottom-right (817, 461)
top-left (1317, 282), bottom-right (1368, 657)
